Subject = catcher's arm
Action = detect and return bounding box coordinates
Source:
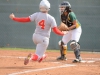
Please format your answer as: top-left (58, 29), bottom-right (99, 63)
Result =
top-left (68, 20), bottom-right (77, 30)
top-left (58, 22), bottom-right (69, 31)
top-left (9, 13), bottom-right (31, 22)
top-left (58, 20), bottom-right (77, 31)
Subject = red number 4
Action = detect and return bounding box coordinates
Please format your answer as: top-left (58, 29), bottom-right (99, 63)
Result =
top-left (38, 20), bottom-right (45, 29)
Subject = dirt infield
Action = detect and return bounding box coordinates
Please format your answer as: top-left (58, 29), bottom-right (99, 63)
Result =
top-left (0, 49), bottom-right (100, 75)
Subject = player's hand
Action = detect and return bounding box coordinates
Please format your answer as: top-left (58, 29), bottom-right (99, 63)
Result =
top-left (62, 31), bottom-right (68, 35)
top-left (9, 13), bottom-right (15, 20)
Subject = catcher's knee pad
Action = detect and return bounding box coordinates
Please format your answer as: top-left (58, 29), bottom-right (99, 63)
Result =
top-left (70, 40), bottom-right (80, 50)
top-left (58, 40), bottom-right (62, 46)
top-left (58, 40), bottom-right (67, 55)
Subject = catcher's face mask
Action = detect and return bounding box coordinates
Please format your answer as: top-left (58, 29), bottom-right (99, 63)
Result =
top-left (59, 5), bottom-right (66, 15)
top-left (59, 1), bottom-right (71, 15)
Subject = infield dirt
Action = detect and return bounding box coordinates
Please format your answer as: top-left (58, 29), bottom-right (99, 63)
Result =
top-left (0, 49), bottom-right (100, 75)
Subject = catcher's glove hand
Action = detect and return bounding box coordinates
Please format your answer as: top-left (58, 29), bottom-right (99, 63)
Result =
top-left (58, 22), bottom-right (69, 31)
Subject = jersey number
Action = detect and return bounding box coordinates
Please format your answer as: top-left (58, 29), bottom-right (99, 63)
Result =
top-left (39, 20), bottom-right (45, 29)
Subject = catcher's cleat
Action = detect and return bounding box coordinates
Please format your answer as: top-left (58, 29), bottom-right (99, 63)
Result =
top-left (72, 58), bottom-right (82, 63)
top-left (24, 53), bottom-right (32, 65)
top-left (38, 54), bottom-right (47, 63)
top-left (56, 56), bottom-right (67, 61)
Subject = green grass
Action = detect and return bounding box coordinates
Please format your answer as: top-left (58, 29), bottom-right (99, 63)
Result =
top-left (0, 47), bottom-right (99, 53)
top-left (0, 47), bottom-right (60, 52)
top-left (0, 47), bottom-right (69, 52)
top-left (0, 47), bottom-right (34, 51)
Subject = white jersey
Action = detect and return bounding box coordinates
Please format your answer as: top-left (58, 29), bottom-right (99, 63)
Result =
top-left (29, 12), bottom-right (57, 38)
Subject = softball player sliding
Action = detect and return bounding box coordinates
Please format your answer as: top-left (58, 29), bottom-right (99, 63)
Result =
top-left (57, 1), bottom-right (82, 63)
top-left (9, 0), bottom-right (67, 65)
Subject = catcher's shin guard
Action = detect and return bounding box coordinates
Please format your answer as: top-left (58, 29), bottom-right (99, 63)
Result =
top-left (70, 40), bottom-right (82, 62)
top-left (62, 45), bottom-right (67, 55)
top-left (57, 40), bottom-right (67, 60)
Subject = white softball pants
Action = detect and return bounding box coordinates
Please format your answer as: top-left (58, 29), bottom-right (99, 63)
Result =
top-left (62, 26), bottom-right (82, 45)
top-left (32, 33), bottom-right (49, 59)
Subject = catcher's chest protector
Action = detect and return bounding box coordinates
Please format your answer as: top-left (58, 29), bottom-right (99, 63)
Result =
top-left (61, 14), bottom-right (73, 27)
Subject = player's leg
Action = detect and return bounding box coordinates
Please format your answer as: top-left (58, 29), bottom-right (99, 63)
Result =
top-left (35, 39), bottom-right (49, 62)
top-left (70, 40), bottom-right (82, 63)
top-left (32, 34), bottom-right (49, 62)
top-left (57, 40), bottom-right (67, 60)
top-left (24, 34), bottom-right (49, 65)
top-left (57, 32), bottom-right (71, 60)
top-left (24, 33), bottom-right (37, 65)
top-left (71, 27), bottom-right (82, 63)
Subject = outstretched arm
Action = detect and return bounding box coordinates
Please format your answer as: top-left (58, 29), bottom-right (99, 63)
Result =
top-left (52, 27), bottom-right (67, 36)
top-left (9, 13), bottom-right (31, 22)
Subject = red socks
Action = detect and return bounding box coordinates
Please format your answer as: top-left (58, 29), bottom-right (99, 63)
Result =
top-left (31, 54), bottom-right (47, 62)
top-left (31, 54), bottom-right (38, 61)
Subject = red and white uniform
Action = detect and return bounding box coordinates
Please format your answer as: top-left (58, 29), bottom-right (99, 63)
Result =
top-left (13, 12), bottom-right (64, 60)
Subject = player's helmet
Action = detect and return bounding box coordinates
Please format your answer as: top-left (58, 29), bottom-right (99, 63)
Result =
top-left (59, 1), bottom-right (71, 14)
top-left (39, 0), bottom-right (50, 12)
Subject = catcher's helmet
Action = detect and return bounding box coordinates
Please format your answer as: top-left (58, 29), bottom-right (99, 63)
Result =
top-left (59, 1), bottom-right (71, 14)
top-left (39, 0), bottom-right (50, 12)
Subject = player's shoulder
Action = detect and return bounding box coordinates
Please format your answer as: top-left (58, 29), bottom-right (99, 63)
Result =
top-left (69, 12), bottom-right (76, 17)
top-left (30, 12), bottom-right (39, 16)
top-left (69, 12), bottom-right (75, 15)
top-left (34, 12), bottom-right (40, 15)
top-left (47, 14), bottom-right (55, 20)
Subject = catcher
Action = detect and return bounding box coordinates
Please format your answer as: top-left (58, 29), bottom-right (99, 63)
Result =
top-left (57, 1), bottom-right (82, 63)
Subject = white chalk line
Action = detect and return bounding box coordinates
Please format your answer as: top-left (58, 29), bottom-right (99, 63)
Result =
top-left (1, 55), bottom-right (100, 63)
top-left (1, 55), bottom-right (100, 64)
top-left (0, 56), bottom-right (25, 59)
top-left (8, 64), bottom-right (75, 75)
top-left (0, 56), bottom-right (100, 60)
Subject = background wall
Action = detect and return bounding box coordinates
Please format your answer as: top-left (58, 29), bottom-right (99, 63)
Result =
top-left (0, 0), bottom-right (100, 52)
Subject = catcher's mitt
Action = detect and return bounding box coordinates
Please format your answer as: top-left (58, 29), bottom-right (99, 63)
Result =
top-left (58, 22), bottom-right (69, 31)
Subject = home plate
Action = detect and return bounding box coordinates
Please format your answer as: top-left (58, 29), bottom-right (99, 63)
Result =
top-left (87, 61), bottom-right (95, 63)
top-left (81, 60), bottom-right (95, 63)
top-left (80, 60), bottom-right (86, 63)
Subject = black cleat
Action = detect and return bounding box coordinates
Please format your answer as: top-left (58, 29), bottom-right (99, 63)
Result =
top-left (72, 57), bottom-right (82, 63)
top-left (56, 56), bottom-right (67, 61)
top-left (24, 53), bottom-right (32, 65)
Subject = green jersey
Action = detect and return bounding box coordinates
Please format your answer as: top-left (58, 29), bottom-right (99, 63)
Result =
top-left (61, 12), bottom-right (81, 28)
